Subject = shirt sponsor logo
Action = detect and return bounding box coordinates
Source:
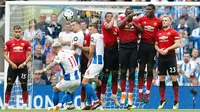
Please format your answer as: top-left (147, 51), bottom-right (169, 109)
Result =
top-left (13, 46), bottom-right (23, 52)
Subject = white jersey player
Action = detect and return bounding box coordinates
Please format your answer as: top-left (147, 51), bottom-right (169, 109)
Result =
top-left (40, 42), bottom-right (80, 110)
top-left (70, 20), bottom-right (84, 67)
top-left (81, 23), bottom-right (104, 110)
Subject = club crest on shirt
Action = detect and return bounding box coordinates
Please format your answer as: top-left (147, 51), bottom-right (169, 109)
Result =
top-left (154, 22), bottom-right (157, 26)
top-left (21, 43), bottom-right (25, 46)
top-left (73, 37), bottom-right (78, 41)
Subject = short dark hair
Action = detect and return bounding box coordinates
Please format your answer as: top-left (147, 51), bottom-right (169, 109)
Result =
top-left (125, 7), bottom-right (132, 13)
top-left (13, 25), bottom-right (21, 30)
top-left (147, 4), bottom-right (156, 10)
top-left (105, 12), bottom-right (113, 18)
top-left (71, 19), bottom-right (80, 24)
top-left (89, 23), bottom-right (98, 30)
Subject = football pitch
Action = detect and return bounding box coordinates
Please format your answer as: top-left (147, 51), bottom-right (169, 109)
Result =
top-left (1, 110), bottom-right (200, 112)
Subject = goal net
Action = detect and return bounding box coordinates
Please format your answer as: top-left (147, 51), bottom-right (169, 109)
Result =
top-left (5, 1), bottom-right (200, 109)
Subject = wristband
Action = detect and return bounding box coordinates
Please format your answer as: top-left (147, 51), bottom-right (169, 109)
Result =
top-left (23, 62), bottom-right (26, 65)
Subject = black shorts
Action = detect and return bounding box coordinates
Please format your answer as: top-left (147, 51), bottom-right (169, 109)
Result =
top-left (80, 53), bottom-right (88, 79)
top-left (7, 65), bottom-right (28, 84)
top-left (158, 55), bottom-right (178, 76)
top-left (139, 43), bottom-right (156, 65)
top-left (103, 45), bottom-right (119, 72)
top-left (119, 43), bottom-right (138, 69)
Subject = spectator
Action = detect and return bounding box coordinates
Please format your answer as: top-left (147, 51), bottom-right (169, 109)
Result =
top-left (50, 75), bottom-right (57, 86)
top-left (58, 21), bottom-right (74, 49)
top-left (190, 48), bottom-right (200, 81)
top-left (43, 69), bottom-right (54, 85)
top-left (33, 70), bottom-right (46, 86)
top-left (80, 20), bottom-right (89, 34)
top-left (33, 44), bottom-right (46, 71)
top-left (46, 13), bottom-right (62, 42)
top-left (172, 12), bottom-right (198, 34)
top-left (38, 13), bottom-right (48, 46)
top-left (178, 52), bottom-right (196, 86)
top-left (190, 21), bottom-right (200, 51)
top-left (176, 17), bottom-right (190, 36)
top-left (24, 19), bottom-right (43, 50)
top-left (0, 0), bottom-right (5, 19)
top-left (42, 36), bottom-right (53, 57)
top-left (176, 28), bottom-right (189, 61)
top-left (38, 13), bottom-right (48, 35)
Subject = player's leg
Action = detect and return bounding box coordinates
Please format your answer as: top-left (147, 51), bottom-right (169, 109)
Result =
top-left (127, 48), bottom-right (138, 110)
top-left (101, 47), bottom-right (112, 107)
top-left (119, 47), bottom-right (129, 104)
top-left (157, 59), bottom-right (167, 109)
top-left (18, 66), bottom-right (28, 109)
top-left (168, 57), bottom-right (179, 110)
top-left (110, 46), bottom-right (120, 106)
top-left (138, 44), bottom-right (148, 101)
top-left (144, 44), bottom-right (156, 103)
top-left (4, 66), bottom-right (18, 109)
top-left (50, 79), bottom-right (80, 110)
top-left (82, 64), bottom-right (103, 110)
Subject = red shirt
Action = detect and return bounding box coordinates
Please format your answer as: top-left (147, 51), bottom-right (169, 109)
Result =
top-left (4, 38), bottom-right (31, 66)
top-left (155, 28), bottom-right (180, 56)
top-left (83, 34), bottom-right (90, 47)
top-left (118, 16), bottom-right (140, 43)
top-left (102, 21), bottom-right (119, 47)
top-left (139, 15), bottom-right (162, 44)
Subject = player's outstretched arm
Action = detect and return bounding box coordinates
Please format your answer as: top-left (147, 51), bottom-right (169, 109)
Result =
top-left (42, 61), bottom-right (58, 73)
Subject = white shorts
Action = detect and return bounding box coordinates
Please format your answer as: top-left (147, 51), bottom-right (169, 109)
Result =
top-left (84, 64), bottom-right (103, 79)
top-left (56, 79), bottom-right (80, 93)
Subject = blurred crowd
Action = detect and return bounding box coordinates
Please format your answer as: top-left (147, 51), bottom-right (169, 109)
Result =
top-left (1, 0), bottom-right (200, 86)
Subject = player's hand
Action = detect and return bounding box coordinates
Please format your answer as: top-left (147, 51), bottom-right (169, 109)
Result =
top-left (128, 13), bottom-right (135, 19)
top-left (18, 63), bottom-right (25, 69)
top-left (163, 48), bottom-right (169, 55)
top-left (158, 48), bottom-right (164, 55)
top-left (11, 63), bottom-right (17, 69)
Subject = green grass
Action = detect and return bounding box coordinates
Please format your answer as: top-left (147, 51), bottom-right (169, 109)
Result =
top-left (1, 110), bottom-right (200, 112)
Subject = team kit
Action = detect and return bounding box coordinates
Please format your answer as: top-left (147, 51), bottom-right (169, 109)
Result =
top-left (4, 4), bottom-right (180, 110)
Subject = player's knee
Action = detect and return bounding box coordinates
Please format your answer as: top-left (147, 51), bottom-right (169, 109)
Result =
top-left (171, 75), bottom-right (178, 82)
top-left (129, 69), bottom-right (135, 80)
top-left (21, 84), bottom-right (27, 91)
top-left (159, 76), bottom-right (165, 81)
top-left (120, 69), bottom-right (127, 80)
top-left (6, 84), bottom-right (13, 92)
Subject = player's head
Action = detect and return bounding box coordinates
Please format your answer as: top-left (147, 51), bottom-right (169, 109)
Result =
top-left (80, 20), bottom-right (88, 31)
top-left (183, 52), bottom-right (191, 63)
top-left (125, 7), bottom-right (133, 21)
top-left (65, 21), bottom-right (71, 32)
top-left (71, 20), bottom-right (81, 33)
top-left (52, 42), bottom-right (62, 54)
top-left (192, 48), bottom-right (199, 58)
top-left (146, 4), bottom-right (156, 17)
top-left (51, 13), bottom-right (57, 23)
top-left (88, 23), bottom-right (98, 34)
top-left (13, 25), bottom-right (22, 39)
top-left (105, 12), bottom-right (113, 22)
top-left (162, 15), bottom-right (172, 28)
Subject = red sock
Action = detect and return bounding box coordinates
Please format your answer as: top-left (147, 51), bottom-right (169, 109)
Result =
top-left (160, 88), bottom-right (165, 101)
top-left (129, 79), bottom-right (134, 93)
top-left (120, 79), bottom-right (126, 92)
top-left (112, 81), bottom-right (117, 94)
top-left (22, 91), bottom-right (28, 104)
top-left (138, 77), bottom-right (144, 98)
top-left (81, 86), bottom-right (86, 102)
top-left (96, 86), bottom-right (101, 100)
top-left (5, 91), bottom-right (11, 104)
top-left (172, 81), bottom-right (179, 101)
top-left (101, 83), bottom-right (107, 94)
top-left (145, 77), bottom-right (153, 99)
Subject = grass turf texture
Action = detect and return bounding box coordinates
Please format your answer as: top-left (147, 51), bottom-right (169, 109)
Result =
top-left (1, 110), bottom-right (200, 112)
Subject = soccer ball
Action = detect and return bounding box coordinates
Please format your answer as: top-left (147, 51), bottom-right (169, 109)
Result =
top-left (63, 9), bottom-right (74, 21)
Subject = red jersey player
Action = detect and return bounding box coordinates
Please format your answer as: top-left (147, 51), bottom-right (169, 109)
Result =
top-left (155, 15), bottom-right (180, 110)
top-left (101, 12), bottom-right (120, 107)
top-left (138, 4), bottom-right (162, 103)
top-left (4, 25), bottom-right (32, 109)
top-left (117, 8), bottom-right (142, 110)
